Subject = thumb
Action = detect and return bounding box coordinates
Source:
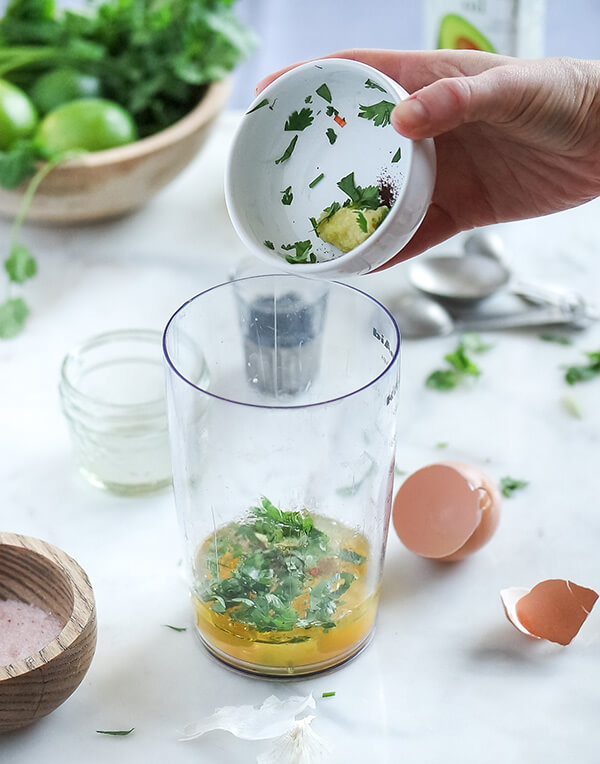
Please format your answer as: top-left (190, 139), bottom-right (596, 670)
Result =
top-left (391, 67), bottom-right (518, 140)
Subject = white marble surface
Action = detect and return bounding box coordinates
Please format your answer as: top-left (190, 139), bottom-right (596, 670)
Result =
top-left (1, 112), bottom-right (599, 763)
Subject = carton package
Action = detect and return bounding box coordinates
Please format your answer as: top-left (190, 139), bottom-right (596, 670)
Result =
top-left (424, 0), bottom-right (546, 58)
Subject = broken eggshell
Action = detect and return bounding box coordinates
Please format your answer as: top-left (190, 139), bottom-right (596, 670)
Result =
top-left (501, 579), bottom-right (599, 646)
top-left (392, 461), bottom-right (501, 561)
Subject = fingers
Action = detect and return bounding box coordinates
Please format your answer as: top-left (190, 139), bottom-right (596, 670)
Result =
top-left (255, 48), bottom-right (511, 97)
top-left (391, 65), bottom-right (523, 140)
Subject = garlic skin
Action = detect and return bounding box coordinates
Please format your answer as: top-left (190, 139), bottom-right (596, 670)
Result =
top-left (257, 716), bottom-right (331, 764)
top-left (179, 694), bottom-right (315, 742)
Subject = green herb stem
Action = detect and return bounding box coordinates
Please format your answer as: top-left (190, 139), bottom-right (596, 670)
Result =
top-left (8, 156), bottom-right (64, 254)
top-left (0, 46), bottom-right (104, 77)
top-left (96, 728), bottom-right (134, 736)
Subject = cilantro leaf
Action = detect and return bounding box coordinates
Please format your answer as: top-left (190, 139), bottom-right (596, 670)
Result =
top-left (0, 298), bottom-right (29, 339)
top-left (309, 173), bottom-right (324, 189)
top-left (425, 369), bottom-right (461, 390)
top-left (565, 350), bottom-right (600, 385)
top-left (566, 365), bottom-right (598, 384)
top-left (540, 334), bottom-right (573, 345)
top-left (391, 147), bottom-right (402, 163)
top-left (275, 135), bottom-right (298, 164)
top-left (305, 95), bottom-right (312, 104)
top-left (264, 240), bottom-right (274, 249)
top-left (285, 108), bottom-right (313, 131)
top-left (444, 346), bottom-right (481, 376)
top-left (337, 172), bottom-right (380, 210)
top-left (316, 83), bottom-right (332, 103)
top-left (326, 128), bottom-right (337, 144)
top-left (358, 100), bottom-right (395, 127)
top-left (426, 336), bottom-right (488, 390)
top-left (5, 244), bottom-right (37, 284)
top-left (355, 210), bottom-right (368, 233)
top-left (365, 78), bottom-right (386, 92)
top-left (339, 549), bottom-right (365, 565)
top-left (313, 201), bottom-right (340, 235)
top-left (281, 185), bottom-right (293, 205)
top-left (0, 142), bottom-right (38, 189)
top-left (301, 572), bottom-right (355, 631)
top-left (246, 98), bottom-right (269, 114)
top-left (281, 240), bottom-right (316, 264)
top-left (500, 477), bottom-right (529, 498)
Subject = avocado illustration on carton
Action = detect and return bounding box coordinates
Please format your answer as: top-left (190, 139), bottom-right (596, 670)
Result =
top-left (437, 13), bottom-right (496, 52)
top-left (424, 0), bottom-right (546, 58)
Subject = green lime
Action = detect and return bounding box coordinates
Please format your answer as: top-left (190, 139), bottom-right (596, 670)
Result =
top-left (0, 79), bottom-right (38, 151)
top-left (35, 98), bottom-right (137, 155)
top-left (30, 69), bottom-right (102, 115)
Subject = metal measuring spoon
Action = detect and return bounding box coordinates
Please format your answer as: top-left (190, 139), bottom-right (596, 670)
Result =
top-left (388, 291), bottom-right (595, 339)
top-left (408, 251), bottom-right (511, 306)
top-left (463, 230), bottom-right (506, 262)
top-left (394, 229), bottom-right (597, 337)
top-left (387, 293), bottom-right (454, 338)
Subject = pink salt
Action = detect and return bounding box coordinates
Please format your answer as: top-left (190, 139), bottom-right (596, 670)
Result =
top-left (0, 599), bottom-right (63, 665)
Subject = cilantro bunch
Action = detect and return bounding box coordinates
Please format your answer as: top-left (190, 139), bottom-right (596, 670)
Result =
top-left (201, 497), bottom-right (363, 634)
top-left (0, 0), bottom-right (253, 140)
top-left (0, 0), bottom-right (253, 338)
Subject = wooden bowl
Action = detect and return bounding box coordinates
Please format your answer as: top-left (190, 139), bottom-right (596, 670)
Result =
top-left (0, 79), bottom-right (230, 224)
top-left (0, 532), bottom-right (97, 733)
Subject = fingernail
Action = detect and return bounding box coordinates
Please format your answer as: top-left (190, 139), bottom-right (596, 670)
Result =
top-left (392, 98), bottom-right (429, 131)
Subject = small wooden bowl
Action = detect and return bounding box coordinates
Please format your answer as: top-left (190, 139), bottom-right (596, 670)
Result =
top-left (0, 79), bottom-right (230, 224)
top-left (0, 532), bottom-right (97, 733)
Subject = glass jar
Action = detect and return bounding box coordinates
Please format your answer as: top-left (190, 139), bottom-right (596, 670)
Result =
top-left (60, 329), bottom-right (207, 496)
top-left (163, 275), bottom-right (400, 676)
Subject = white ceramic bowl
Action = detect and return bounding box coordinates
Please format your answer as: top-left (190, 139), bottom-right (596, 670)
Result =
top-left (225, 58), bottom-right (436, 277)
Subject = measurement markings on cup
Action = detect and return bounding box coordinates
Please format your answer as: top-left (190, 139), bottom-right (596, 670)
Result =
top-left (372, 327), bottom-right (393, 356)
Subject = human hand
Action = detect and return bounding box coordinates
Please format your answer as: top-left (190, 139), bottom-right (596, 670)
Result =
top-left (257, 50), bottom-right (600, 266)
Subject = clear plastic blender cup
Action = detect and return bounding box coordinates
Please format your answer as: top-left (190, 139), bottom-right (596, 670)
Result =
top-left (163, 274), bottom-right (400, 676)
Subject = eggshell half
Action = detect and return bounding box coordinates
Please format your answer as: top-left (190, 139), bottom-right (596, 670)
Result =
top-left (501, 579), bottom-right (598, 646)
top-left (392, 461), bottom-right (501, 561)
